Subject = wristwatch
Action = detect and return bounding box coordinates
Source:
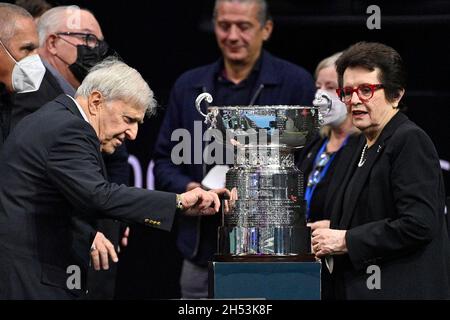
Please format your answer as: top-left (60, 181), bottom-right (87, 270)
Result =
top-left (176, 194), bottom-right (184, 211)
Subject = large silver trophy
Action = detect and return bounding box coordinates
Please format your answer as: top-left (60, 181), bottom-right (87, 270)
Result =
top-left (195, 93), bottom-right (319, 259)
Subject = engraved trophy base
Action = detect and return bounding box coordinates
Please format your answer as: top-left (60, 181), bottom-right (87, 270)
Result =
top-left (217, 225), bottom-right (312, 257)
top-left (210, 225), bottom-right (318, 299)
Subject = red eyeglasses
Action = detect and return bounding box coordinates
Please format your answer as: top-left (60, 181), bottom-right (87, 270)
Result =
top-left (336, 84), bottom-right (384, 103)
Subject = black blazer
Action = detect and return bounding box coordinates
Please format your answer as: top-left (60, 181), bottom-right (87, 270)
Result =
top-left (10, 67), bottom-right (130, 253)
top-left (330, 112), bottom-right (450, 299)
top-left (0, 95), bottom-right (176, 299)
top-left (9, 69), bottom-right (131, 299)
top-left (296, 133), bottom-right (361, 221)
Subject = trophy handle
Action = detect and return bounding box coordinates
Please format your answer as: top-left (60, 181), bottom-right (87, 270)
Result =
top-left (195, 92), bottom-right (213, 118)
top-left (313, 90), bottom-right (332, 125)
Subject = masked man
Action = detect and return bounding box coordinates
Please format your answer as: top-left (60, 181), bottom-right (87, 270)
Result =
top-left (10, 5), bottom-right (114, 129)
top-left (0, 3), bottom-right (46, 149)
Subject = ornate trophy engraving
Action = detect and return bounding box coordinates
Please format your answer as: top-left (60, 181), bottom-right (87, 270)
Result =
top-left (196, 93), bottom-right (319, 257)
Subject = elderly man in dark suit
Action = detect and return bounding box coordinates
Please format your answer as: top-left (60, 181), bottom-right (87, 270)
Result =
top-left (0, 59), bottom-right (223, 299)
top-left (8, 6), bottom-right (129, 299)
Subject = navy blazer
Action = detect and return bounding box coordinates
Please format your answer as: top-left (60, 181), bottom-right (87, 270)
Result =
top-left (330, 112), bottom-right (450, 299)
top-left (0, 94), bottom-right (176, 299)
top-left (153, 50), bottom-right (316, 264)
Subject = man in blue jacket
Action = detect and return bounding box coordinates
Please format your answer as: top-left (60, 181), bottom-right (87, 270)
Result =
top-left (153, 0), bottom-right (315, 298)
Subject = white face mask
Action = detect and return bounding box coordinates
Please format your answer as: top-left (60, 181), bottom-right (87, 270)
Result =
top-left (314, 89), bottom-right (348, 128)
top-left (0, 39), bottom-right (45, 93)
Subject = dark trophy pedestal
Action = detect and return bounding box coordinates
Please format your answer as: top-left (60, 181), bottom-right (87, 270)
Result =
top-left (208, 255), bottom-right (321, 300)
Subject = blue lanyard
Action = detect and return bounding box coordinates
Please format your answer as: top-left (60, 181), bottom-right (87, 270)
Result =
top-left (304, 137), bottom-right (348, 221)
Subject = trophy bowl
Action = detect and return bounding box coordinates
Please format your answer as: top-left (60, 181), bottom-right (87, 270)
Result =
top-left (196, 94), bottom-right (319, 257)
top-left (204, 105), bottom-right (318, 149)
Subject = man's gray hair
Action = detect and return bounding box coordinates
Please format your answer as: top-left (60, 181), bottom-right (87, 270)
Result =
top-left (0, 3), bottom-right (32, 44)
top-left (38, 6), bottom-right (71, 46)
top-left (76, 58), bottom-right (157, 116)
top-left (213, 0), bottom-right (270, 26)
top-left (37, 6), bottom-right (95, 47)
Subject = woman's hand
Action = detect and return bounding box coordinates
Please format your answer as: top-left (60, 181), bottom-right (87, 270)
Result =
top-left (311, 228), bottom-right (348, 258)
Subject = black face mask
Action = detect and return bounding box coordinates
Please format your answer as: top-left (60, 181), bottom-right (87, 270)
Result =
top-left (69, 41), bottom-right (119, 82)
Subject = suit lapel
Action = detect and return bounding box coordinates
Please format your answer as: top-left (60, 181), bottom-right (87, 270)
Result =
top-left (55, 94), bottom-right (83, 118)
top-left (54, 94), bottom-right (108, 179)
top-left (330, 135), bottom-right (364, 227)
top-left (338, 112), bottom-right (409, 228)
top-left (324, 134), bottom-right (359, 215)
top-left (338, 140), bottom-right (385, 228)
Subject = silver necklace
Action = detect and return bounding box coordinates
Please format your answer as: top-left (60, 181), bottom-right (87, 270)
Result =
top-left (358, 144), bottom-right (368, 167)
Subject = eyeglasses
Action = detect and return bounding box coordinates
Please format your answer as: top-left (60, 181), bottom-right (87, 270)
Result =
top-left (336, 84), bottom-right (384, 103)
top-left (307, 152), bottom-right (332, 187)
top-left (56, 32), bottom-right (100, 48)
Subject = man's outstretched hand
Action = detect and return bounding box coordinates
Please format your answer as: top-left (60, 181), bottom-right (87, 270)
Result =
top-left (180, 187), bottom-right (230, 216)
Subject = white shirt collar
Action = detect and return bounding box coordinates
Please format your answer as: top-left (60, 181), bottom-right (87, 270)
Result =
top-left (66, 94), bottom-right (89, 123)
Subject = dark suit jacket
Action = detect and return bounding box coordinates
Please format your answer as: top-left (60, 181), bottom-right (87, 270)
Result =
top-left (10, 68), bottom-right (130, 299)
top-left (0, 94), bottom-right (176, 299)
top-left (295, 132), bottom-right (360, 300)
top-left (296, 133), bottom-right (361, 221)
top-left (330, 112), bottom-right (450, 299)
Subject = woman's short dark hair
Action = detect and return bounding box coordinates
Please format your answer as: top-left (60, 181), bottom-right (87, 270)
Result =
top-left (336, 42), bottom-right (407, 103)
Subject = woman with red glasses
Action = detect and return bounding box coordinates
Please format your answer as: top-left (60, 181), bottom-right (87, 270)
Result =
top-left (311, 42), bottom-right (450, 299)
